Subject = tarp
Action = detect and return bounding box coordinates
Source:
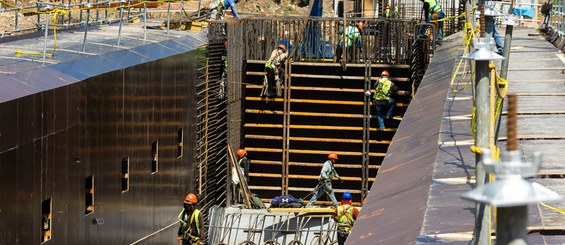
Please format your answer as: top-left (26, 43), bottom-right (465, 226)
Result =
top-left (513, 7), bottom-right (534, 18)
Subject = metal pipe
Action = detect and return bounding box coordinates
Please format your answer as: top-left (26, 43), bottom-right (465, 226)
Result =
top-left (197, 0), bottom-right (202, 17)
top-left (143, 3), bottom-right (147, 41)
top-left (500, 24), bottom-right (513, 79)
top-left (82, 2), bottom-right (91, 52)
top-left (43, 12), bottom-right (49, 61)
top-left (179, 0), bottom-right (184, 31)
top-left (14, 0), bottom-right (18, 31)
top-left (166, 0), bottom-right (171, 35)
top-left (117, 2), bottom-right (124, 45)
top-left (474, 57), bottom-right (491, 245)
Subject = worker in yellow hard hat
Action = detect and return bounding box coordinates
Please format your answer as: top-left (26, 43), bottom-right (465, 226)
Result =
top-left (306, 153), bottom-right (343, 207)
top-left (177, 193), bottom-right (205, 244)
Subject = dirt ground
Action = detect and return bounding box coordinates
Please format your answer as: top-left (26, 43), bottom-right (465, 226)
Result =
top-left (0, 0), bottom-right (335, 34)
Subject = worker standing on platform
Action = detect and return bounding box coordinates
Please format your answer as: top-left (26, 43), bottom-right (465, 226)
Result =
top-left (419, 0), bottom-right (445, 46)
top-left (336, 21), bottom-right (364, 62)
top-left (385, 3), bottom-right (399, 18)
top-left (306, 153), bottom-right (342, 207)
top-left (177, 193), bottom-right (205, 245)
top-left (333, 192), bottom-right (360, 245)
top-left (371, 70), bottom-right (402, 130)
top-left (262, 44), bottom-right (288, 98)
top-left (209, 0), bottom-right (240, 20)
top-left (236, 149), bottom-right (250, 182)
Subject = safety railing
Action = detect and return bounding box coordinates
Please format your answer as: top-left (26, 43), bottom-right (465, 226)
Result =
top-left (0, 0), bottom-right (199, 37)
top-left (234, 17), bottom-right (418, 65)
top-left (390, 0), bottom-right (463, 37)
top-left (550, 0), bottom-right (565, 36)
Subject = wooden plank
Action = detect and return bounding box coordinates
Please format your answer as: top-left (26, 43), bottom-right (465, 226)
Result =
top-left (245, 59), bottom-right (411, 69)
top-left (245, 147), bottom-right (283, 153)
top-left (249, 160), bottom-right (380, 169)
top-left (245, 109), bottom-right (401, 121)
top-left (287, 149), bottom-right (386, 157)
top-left (287, 174), bottom-right (375, 181)
top-left (288, 187), bottom-right (366, 193)
top-left (249, 185), bottom-right (282, 191)
top-left (290, 73), bottom-right (411, 82)
top-left (250, 160), bottom-right (282, 165)
top-left (245, 134), bottom-right (284, 140)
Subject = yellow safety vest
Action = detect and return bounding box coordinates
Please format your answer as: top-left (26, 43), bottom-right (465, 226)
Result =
top-left (342, 26), bottom-right (360, 47)
top-left (373, 78), bottom-right (392, 101)
top-left (178, 209), bottom-right (201, 239)
top-left (336, 205), bottom-right (355, 231)
top-left (265, 49), bottom-right (285, 69)
top-left (424, 0), bottom-right (442, 13)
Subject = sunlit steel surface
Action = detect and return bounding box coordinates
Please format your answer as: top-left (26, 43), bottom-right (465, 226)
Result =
top-left (0, 30), bottom-right (205, 243)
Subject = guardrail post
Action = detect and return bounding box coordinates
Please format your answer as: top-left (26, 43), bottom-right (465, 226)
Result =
top-left (83, 2), bottom-right (92, 52)
top-left (43, 9), bottom-right (50, 61)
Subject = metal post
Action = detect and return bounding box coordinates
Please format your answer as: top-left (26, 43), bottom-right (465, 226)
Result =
top-left (43, 12), bottom-right (50, 61)
top-left (117, 1), bottom-right (124, 46)
top-left (497, 206), bottom-right (527, 245)
top-left (143, 3), bottom-right (147, 41)
top-left (83, 2), bottom-right (91, 52)
top-left (197, 0), bottom-right (202, 17)
top-left (500, 22), bottom-right (513, 79)
top-left (474, 58), bottom-right (491, 245)
top-left (179, 0), bottom-right (184, 31)
top-left (14, 0), bottom-right (19, 31)
top-left (166, 0), bottom-right (171, 35)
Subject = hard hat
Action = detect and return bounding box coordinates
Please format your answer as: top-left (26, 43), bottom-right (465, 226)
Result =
top-left (328, 153), bottom-right (339, 160)
top-left (277, 44), bottom-right (286, 52)
top-left (184, 193), bottom-right (198, 204)
top-left (381, 70), bottom-right (390, 77)
top-left (236, 149), bottom-right (247, 158)
top-left (356, 21), bottom-right (365, 31)
top-left (342, 192), bottom-right (352, 200)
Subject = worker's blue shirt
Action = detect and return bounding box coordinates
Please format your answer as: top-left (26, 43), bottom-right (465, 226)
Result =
top-left (224, 0), bottom-right (239, 19)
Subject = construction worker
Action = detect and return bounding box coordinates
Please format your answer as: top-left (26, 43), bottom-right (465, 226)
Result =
top-left (384, 3), bottom-right (398, 18)
top-left (333, 192), bottom-right (360, 245)
top-left (306, 153), bottom-right (342, 207)
top-left (209, 0), bottom-right (240, 20)
top-left (177, 193), bottom-right (205, 245)
top-left (419, 0), bottom-right (445, 46)
top-left (236, 149), bottom-right (250, 182)
top-left (336, 21), bottom-right (364, 62)
top-left (370, 70), bottom-right (404, 130)
top-left (262, 44), bottom-right (288, 97)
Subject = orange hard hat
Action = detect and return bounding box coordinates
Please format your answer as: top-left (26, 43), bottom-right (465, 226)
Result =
top-left (277, 44), bottom-right (286, 52)
top-left (236, 149), bottom-right (247, 158)
top-left (184, 193), bottom-right (198, 204)
top-left (356, 21), bottom-right (365, 31)
top-left (381, 70), bottom-right (390, 77)
top-left (328, 153), bottom-right (339, 160)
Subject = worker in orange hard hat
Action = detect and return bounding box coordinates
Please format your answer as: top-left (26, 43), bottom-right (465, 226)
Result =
top-left (236, 149), bottom-right (250, 182)
top-left (336, 21), bottom-right (364, 63)
top-left (262, 43), bottom-right (288, 98)
top-left (365, 70), bottom-right (407, 130)
top-left (177, 193), bottom-right (205, 244)
top-left (306, 153), bottom-right (343, 207)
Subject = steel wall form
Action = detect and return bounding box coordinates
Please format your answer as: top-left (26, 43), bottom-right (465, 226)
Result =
top-left (0, 37), bottom-right (204, 244)
top-left (346, 34), bottom-right (460, 245)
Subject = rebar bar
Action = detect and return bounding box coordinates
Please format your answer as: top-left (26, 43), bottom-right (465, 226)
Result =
top-left (507, 94), bottom-right (518, 151)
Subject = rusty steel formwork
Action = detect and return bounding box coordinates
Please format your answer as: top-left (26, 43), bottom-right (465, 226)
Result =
top-left (227, 17), bottom-right (418, 65)
top-left (393, 0), bottom-right (465, 36)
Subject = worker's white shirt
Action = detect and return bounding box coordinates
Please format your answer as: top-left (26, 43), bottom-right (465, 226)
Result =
top-left (320, 160), bottom-right (339, 180)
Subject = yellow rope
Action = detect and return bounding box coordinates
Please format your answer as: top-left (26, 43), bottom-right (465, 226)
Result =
top-left (540, 202), bottom-right (565, 214)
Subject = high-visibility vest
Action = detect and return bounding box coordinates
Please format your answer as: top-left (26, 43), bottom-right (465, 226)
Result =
top-left (424, 0), bottom-right (442, 13)
top-left (323, 160), bottom-right (336, 180)
top-left (265, 49), bottom-right (284, 69)
top-left (336, 204), bottom-right (355, 231)
top-left (178, 209), bottom-right (201, 239)
top-left (342, 26), bottom-right (360, 47)
top-left (373, 78), bottom-right (392, 101)
top-left (214, 0), bottom-right (225, 11)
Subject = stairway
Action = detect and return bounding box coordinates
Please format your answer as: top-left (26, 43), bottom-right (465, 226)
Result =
top-left (243, 60), bottom-right (412, 205)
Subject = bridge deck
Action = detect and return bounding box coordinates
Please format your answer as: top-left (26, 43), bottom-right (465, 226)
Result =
top-left (348, 27), bottom-right (565, 244)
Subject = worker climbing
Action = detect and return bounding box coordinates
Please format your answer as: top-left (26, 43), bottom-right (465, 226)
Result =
top-left (306, 153), bottom-right (343, 207)
top-left (419, 0), bottom-right (445, 46)
top-left (367, 70), bottom-right (406, 130)
top-left (336, 21), bottom-right (364, 62)
top-left (333, 192), bottom-right (360, 245)
top-left (262, 43), bottom-right (288, 98)
top-left (209, 0), bottom-right (240, 20)
top-left (177, 193), bottom-right (205, 245)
